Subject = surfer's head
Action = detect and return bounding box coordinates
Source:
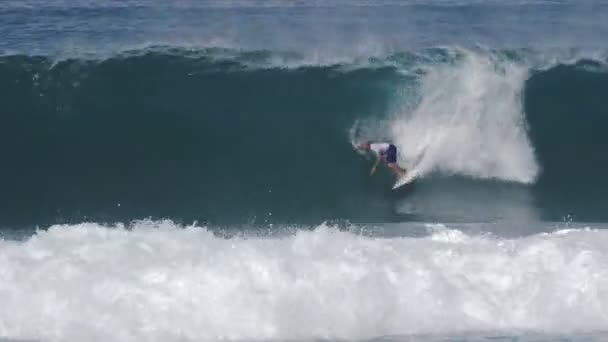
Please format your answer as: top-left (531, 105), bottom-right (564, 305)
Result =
top-left (360, 141), bottom-right (371, 151)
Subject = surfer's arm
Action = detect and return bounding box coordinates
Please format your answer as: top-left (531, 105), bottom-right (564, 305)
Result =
top-left (370, 154), bottom-right (382, 175)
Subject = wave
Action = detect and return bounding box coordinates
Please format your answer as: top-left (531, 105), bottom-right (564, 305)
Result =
top-left (1, 47), bottom-right (608, 226)
top-left (1, 221), bottom-right (608, 341)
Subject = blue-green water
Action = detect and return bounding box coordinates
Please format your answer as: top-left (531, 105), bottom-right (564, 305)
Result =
top-left (1, 50), bottom-right (608, 227)
top-left (1, 1), bottom-right (608, 341)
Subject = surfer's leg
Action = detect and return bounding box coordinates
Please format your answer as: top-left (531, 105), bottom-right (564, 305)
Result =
top-left (385, 145), bottom-right (406, 177)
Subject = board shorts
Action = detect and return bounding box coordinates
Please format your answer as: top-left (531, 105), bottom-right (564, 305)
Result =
top-left (383, 144), bottom-right (397, 163)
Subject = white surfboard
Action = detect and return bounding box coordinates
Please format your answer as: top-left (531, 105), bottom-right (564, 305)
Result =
top-left (392, 169), bottom-right (419, 190)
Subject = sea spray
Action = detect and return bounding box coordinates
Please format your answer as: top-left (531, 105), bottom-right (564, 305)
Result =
top-left (390, 49), bottom-right (538, 183)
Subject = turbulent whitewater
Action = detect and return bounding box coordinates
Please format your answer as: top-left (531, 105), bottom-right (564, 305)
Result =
top-left (2, 221), bottom-right (608, 341)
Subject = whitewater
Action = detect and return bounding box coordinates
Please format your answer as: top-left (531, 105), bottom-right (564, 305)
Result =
top-left (2, 221), bottom-right (608, 341)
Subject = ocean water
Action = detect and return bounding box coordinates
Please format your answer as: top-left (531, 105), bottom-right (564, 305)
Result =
top-left (1, 1), bottom-right (608, 341)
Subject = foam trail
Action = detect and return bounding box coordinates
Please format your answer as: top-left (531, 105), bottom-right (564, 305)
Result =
top-left (391, 49), bottom-right (538, 183)
top-left (1, 221), bottom-right (608, 341)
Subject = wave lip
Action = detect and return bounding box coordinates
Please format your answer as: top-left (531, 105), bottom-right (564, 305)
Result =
top-left (1, 221), bottom-right (608, 341)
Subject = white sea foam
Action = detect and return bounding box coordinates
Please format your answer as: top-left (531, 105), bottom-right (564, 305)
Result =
top-left (390, 48), bottom-right (539, 183)
top-left (1, 220), bottom-right (608, 341)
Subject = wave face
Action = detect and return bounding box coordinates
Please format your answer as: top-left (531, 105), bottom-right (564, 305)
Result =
top-left (1, 48), bottom-right (608, 226)
top-left (525, 61), bottom-right (608, 218)
top-left (1, 221), bottom-right (608, 341)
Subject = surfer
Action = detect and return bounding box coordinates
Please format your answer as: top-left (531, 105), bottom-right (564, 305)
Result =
top-left (360, 141), bottom-right (407, 178)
